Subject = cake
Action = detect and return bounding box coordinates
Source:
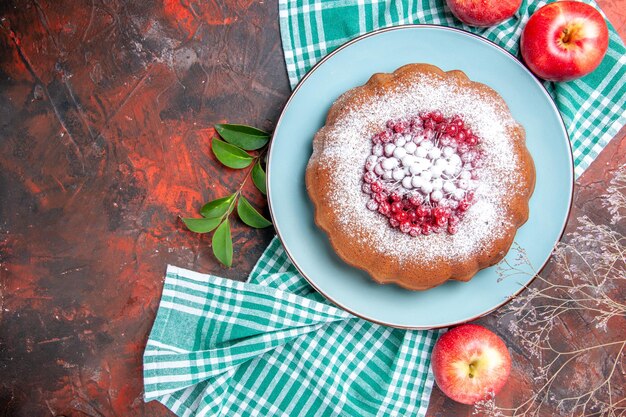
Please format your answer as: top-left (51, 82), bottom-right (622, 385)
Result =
top-left (305, 64), bottom-right (535, 290)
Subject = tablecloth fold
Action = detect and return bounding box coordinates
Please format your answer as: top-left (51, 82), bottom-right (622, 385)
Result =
top-left (144, 240), bottom-right (442, 417)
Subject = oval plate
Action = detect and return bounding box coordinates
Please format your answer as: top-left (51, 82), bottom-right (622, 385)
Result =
top-left (267, 25), bottom-right (573, 329)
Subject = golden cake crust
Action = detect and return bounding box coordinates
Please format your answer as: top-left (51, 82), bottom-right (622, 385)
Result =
top-left (306, 63), bottom-right (535, 290)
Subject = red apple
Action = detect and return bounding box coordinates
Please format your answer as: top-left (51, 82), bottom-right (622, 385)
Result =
top-left (520, 1), bottom-right (609, 82)
top-left (431, 324), bottom-right (511, 404)
top-left (446, 0), bottom-right (522, 27)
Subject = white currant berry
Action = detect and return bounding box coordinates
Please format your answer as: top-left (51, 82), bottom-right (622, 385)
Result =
top-left (431, 190), bottom-right (443, 202)
top-left (428, 147), bottom-right (441, 159)
top-left (420, 170), bottom-right (433, 182)
top-left (393, 147), bottom-right (407, 159)
top-left (415, 146), bottom-right (428, 157)
top-left (404, 141), bottom-right (417, 154)
top-left (443, 181), bottom-right (456, 193)
top-left (431, 165), bottom-right (443, 179)
top-left (444, 164), bottom-right (457, 176)
top-left (382, 157), bottom-right (398, 170)
top-left (402, 154), bottom-right (417, 167)
top-left (374, 163), bottom-right (385, 176)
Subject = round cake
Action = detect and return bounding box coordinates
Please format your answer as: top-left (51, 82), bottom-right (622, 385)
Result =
top-left (306, 63), bottom-right (535, 290)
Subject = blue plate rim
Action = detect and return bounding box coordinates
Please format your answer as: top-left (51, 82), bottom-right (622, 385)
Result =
top-left (266, 24), bottom-right (574, 329)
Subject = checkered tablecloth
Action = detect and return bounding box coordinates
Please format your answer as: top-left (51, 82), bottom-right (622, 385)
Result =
top-left (145, 239), bottom-right (442, 416)
top-left (144, 1), bottom-right (626, 416)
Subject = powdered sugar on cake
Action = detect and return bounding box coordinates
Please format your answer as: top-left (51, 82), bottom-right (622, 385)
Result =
top-left (317, 76), bottom-right (523, 262)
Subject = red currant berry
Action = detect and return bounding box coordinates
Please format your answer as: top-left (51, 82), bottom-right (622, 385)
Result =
top-left (436, 216), bottom-right (447, 227)
top-left (432, 111), bottom-right (444, 123)
top-left (400, 221), bottom-right (411, 233)
top-left (433, 207), bottom-right (447, 219)
top-left (394, 121), bottom-right (408, 133)
top-left (422, 224), bottom-right (431, 235)
top-left (458, 199), bottom-right (470, 211)
top-left (424, 119), bottom-right (436, 130)
top-left (374, 192), bottom-right (388, 203)
top-left (380, 130), bottom-right (392, 143)
top-left (409, 195), bottom-right (422, 206)
top-left (370, 182), bottom-right (382, 193)
top-left (417, 205), bottom-right (429, 218)
top-left (410, 117), bottom-right (423, 128)
top-left (466, 135), bottom-right (478, 146)
top-left (396, 211), bottom-right (409, 222)
top-left (390, 191), bottom-right (402, 202)
top-left (435, 122), bottom-right (448, 134)
top-left (409, 227), bottom-right (421, 237)
top-left (446, 124), bottom-right (458, 136)
top-left (456, 131), bottom-right (466, 142)
top-left (448, 216), bottom-right (460, 226)
top-left (378, 201), bottom-right (390, 215)
top-left (448, 225), bottom-right (458, 234)
top-left (363, 172), bottom-right (376, 184)
top-left (391, 201), bottom-right (403, 213)
top-left (389, 218), bottom-right (400, 228)
top-left (408, 211), bottom-right (418, 222)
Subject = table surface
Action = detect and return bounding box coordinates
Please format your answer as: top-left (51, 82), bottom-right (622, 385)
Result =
top-left (1, 1), bottom-right (624, 416)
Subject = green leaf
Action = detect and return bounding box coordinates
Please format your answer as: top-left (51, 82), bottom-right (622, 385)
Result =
top-left (251, 160), bottom-right (267, 195)
top-left (215, 124), bottom-right (270, 151)
top-left (211, 138), bottom-right (253, 169)
top-left (237, 196), bottom-right (272, 228)
top-left (200, 195), bottom-right (235, 218)
top-left (212, 219), bottom-right (233, 267)
top-left (181, 217), bottom-right (222, 233)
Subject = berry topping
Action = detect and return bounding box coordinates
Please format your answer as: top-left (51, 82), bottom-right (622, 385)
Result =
top-left (362, 113), bottom-right (482, 236)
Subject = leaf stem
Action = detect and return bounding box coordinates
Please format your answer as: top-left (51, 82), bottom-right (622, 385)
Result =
top-left (221, 146), bottom-right (269, 223)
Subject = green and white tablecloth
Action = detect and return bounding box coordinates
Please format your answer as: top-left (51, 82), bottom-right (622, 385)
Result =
top-left (145, 241), bottom-right (441, 416)
top-left (144, 1), bottom-right (626, 416)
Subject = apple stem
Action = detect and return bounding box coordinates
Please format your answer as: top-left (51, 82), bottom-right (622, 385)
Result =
top-left (468, 361), bottom-right (477, 378)
top-left (562, 28), bottom-right (571, 43)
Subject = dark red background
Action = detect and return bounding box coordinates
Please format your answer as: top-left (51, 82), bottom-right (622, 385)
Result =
top-left (1, 1), bottom-right (624, 416)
